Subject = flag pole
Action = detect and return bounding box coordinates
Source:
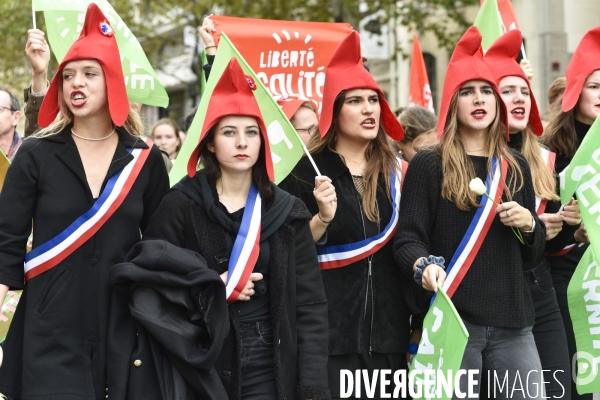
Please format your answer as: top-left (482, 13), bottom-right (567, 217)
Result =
top-left (32, 4), bottom-right (36, 29)
top-left (520, 42), bottom-right (527, 60)
top-left (300, 141), bottom-right (322, 176)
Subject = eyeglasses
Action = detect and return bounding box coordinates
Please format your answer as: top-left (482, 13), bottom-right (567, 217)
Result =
top-left (294, 125), bottom-right (317, 136)
top-left (0, 106), bottom-right (15, 113)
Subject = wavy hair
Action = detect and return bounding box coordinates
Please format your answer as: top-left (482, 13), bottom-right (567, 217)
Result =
top-left (308, 90), bottom-right (400, 222)
top-left (437, 91), bottom-right (523, 211)
top-left (519, 128), bottom-right (559, 201)
top-left (542, 105), bottom-right (578, 159)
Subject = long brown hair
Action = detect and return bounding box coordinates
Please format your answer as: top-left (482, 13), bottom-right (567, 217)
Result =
top-left (199, 121), bottom-right (273, 202)
top-left (437, 91), bottom-right (523, 211)
top-left (519, 128), bottom-right (559, 201)
top-left (542, 106), bottom-right (578, 158)
top-left (308, 90), bottom-right (400, 222)
top-left (35, 75), bottom-right (144, 139)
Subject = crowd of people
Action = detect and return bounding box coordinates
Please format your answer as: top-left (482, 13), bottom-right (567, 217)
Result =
top-left (0, 4), bottom-right (596, 400)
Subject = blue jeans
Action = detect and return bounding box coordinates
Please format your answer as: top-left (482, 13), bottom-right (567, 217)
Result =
top-left (455, 319), bottom-right (544, 399)
top-left (239, 320), bottom-right (277, 400)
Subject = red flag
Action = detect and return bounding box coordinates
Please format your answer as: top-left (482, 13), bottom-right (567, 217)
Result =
top-left (210, 16), bottom-right (352, 114)
top-left (480, 0), bottom-right (520, 32)
top-left (408, 35), bottom-right (434, 113)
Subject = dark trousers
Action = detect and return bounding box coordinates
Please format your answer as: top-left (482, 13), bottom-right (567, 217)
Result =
top-left (552, 271), bottom-right (593, 400)
top-left (524, 261), bottom-right (571, 399)
top-left (457, 319), bottom-right (543, 399)
top-left (239, 320), bottom-right (277, 400)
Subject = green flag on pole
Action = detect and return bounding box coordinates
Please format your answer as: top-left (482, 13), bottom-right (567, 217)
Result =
top-left (170, 33), bottom-right (305, 186)
top-left (567, 247), bottom-right (600, 394)
top-left (409, 284), bottom-right (469, 400)
top-left (561, 116), bottom-right (600, 394)
top-left (474, 0), bottom-right (504, 52)
top-left (32, 0), bottom-right (169, 108)
top-left (559, 116), bottom-right (600, 258)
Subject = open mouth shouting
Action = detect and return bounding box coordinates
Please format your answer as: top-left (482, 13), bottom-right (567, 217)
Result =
top-left (510, 107), bottom-right (526, 120)
top-left (471, 109), bottom-right (487, 119)
top-left (361, 118), bottom-right (376, 129)
top-left (70, 91), bottom-right (87, 107)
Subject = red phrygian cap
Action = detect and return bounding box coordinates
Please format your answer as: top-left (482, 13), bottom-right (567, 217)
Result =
top-left (485, 30), bottom-right (544, 136)
top-left (39, 3), bottom-right (129, 128)
top-left (319, 31), bottom-right (404, 141)
top-left (437, 26), bottom-right (509, 139)
top-left (277, 97), bottom-right (318, 121)
top-left (187, 58), bottom-right (274, 181)
top-left (562, 25), bottom-right (600, 112)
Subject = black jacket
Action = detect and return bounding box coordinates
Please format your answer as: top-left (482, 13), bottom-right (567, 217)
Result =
top-left (279, 150), bottom-right (428, 356)
top-left (0, 127), bottom-right (169, 399)
top-left (143, 171), bottom-right (330, 400)
top-left (108, 240), bottom-right (230, 400)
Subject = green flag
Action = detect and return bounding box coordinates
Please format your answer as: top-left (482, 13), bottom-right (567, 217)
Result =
top-left (199, 49), bottom-right (208, 97)
top-left (559, 116), bottom-right (600, 258)
top-left (32, 0), bottom-right (169, 108)
top-left (567, 247), bottom-right (600, 394)
top-left (169, 33), bottom-right (305, 186)
top-left (474, 0), bottom-right (504, 52)
top-left (409, 284), bottom-right (469, 400)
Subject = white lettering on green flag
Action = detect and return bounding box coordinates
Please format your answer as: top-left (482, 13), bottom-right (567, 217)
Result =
top-left (568, 247), bottom-right (600, 394)
top-left (562, 116), bottom-right (600, 394)
top-left (410, 284), bottom-right (469, 400)
top-left (32, 0), bottom-right (169, 107)
top-left (170, 33), bottom-right (304, 186)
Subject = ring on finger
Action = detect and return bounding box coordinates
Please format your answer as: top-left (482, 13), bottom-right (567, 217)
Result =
top-left (506, 210), bottom-right (511, 218)
top-left (555, 228), bottom-right (558, 234)
top-left (331, 200), bottom-right (336, 205)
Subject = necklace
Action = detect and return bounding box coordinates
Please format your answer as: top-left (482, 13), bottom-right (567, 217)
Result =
top-left (340, 153), bottom-right (367, 169)
top-left (71, 127), bottom-right (116, 141)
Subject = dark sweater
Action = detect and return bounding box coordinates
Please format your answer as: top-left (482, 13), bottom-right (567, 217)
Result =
top-left (393, 148), bottom-right (545, 328)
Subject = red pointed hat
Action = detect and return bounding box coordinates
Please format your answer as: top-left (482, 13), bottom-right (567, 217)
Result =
top-left (437, 26), bottom-right (508, 139)
top-left (484, 30), bottom-right (543, 136)
top-left (187, 58), bottom-right (274, 180)
top-left (39, 3), bottom-right (128, 128)
top-left (563, 25), bottom-right (600, 112)
top-left (276, 97), bottom-right (318, 121)
top-left (319, 31), bottom-right (403, 141)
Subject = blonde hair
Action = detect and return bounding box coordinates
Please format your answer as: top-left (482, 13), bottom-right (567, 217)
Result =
top-left (308, 90), bottom-right (400, 222)
top-left (438, 91), bottom-right (524, 211)
top-left (35, 76), bottom-right (144, 139)
top-left (519, 128), bottom-right (559, 201)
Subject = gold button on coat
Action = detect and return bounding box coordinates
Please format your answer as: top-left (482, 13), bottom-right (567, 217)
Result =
top-left (134, 360), bottom-right (142, 367)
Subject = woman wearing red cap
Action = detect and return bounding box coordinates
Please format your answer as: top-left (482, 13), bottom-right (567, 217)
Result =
top-left (143, 57), bottom-right (330, 400)
top-left (280, 31), bottom-right (426, 399)
top-left (394, 26), bottom-right (545, 398)
top-left (542, 25), bottom-right (600, 400)
top-left (485, 29), bottom-right (582, 400)
top-left (0, 4), bottom-right (169, 399)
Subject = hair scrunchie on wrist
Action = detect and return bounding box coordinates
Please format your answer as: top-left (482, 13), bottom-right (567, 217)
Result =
top-left (414, 255), bottom-right (446, 286)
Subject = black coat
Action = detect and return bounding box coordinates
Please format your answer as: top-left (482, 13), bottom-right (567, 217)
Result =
top-left (0, 127), bottom-right (169, 399)
top-left (108, 240), bottom-right (230, 400)
top-left (143, 172), bottom-right (331, 400)
top-left (278, 150), bottom-right (428, 356)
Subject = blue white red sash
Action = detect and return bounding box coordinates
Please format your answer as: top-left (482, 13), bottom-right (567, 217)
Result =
top-left (317, 161), bottom-right (408, 270)
top-left (225, 184), bottom-right (261, 304)
top-left (24, 138), bottom-right (153, 282)
top-left (443, 156), bottom-right (508, 298)
top-left (535, 148), bottom-right (556, 215)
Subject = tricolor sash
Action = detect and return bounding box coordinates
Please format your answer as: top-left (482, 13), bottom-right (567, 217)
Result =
top-left (535, 147), bottom-right (556, 215)
top-left (225, 184), bottom-right (262, 304)
top-left (545, 243), bottom-right (578, 257)
top-left (443, 156), bottom-right (508, 298)
top-left (317, 161), bottom-right (408, 270)
top-left (24, 138), bottom-right (153, 281)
